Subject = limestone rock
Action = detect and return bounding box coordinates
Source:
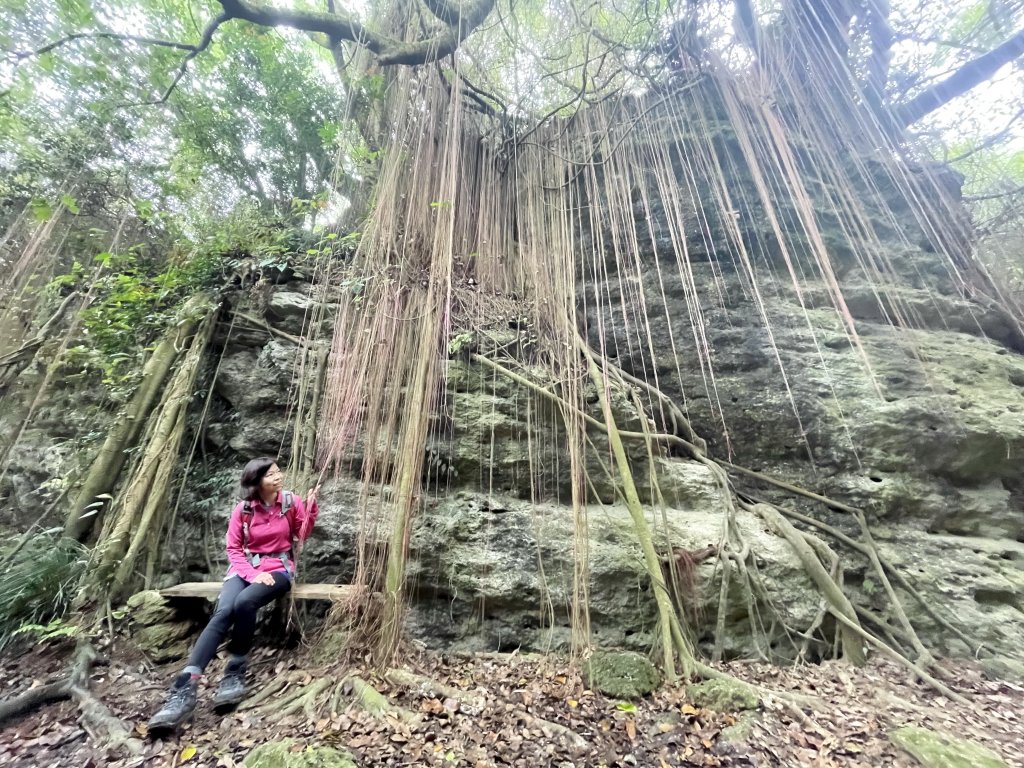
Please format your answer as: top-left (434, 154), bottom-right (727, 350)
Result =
top-left (583, 650), bottom-right (661, 698)
top-left (126, 591), bottom-right (176, 626)
top-left (267, 291), bottom-right (312, 319)
top-left (243, 739), bottom-right (358, 768)
top-left (132, 621), bottom-right (193, 663)
top-left (404, 490), bottom-right (819, 658)
top-left (890, 726), bottom-right (1007, 768)
top-left (685, 678), bottom-right (760, 712)
top-left (878, 533), bottom-right (1024, 657)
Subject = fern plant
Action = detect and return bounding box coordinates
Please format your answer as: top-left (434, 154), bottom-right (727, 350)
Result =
top-left (0, 533), bottom-right (87, 651)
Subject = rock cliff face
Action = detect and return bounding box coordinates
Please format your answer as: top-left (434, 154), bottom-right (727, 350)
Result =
top-left (2, 162), bottom-right (1022, 672)
top-left (163, 248), bottom-right (1022, 666)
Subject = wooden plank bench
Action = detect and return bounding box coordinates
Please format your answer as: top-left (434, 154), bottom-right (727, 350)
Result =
top-left (160, 582), bottom-right (359, 601)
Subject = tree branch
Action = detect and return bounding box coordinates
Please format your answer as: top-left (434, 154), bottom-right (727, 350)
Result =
top-left (862, 0), bottom-right (893, 114)
top-left (12, 32), bottom-right (197, 62)
top-left (137, 13), bottom-right (229, 106)
top-left (420, 0), bottom-right (466, 26)
top-left (965, 183), bottom-right (1024, 202)
top-left (216, 0), bottom-right (496, 66)
top-left (895, 27), bottom-right (1024, 127)
top-left (947, 104), bottom-right (1024, 163)
top-left (13, 16), bottom-right (229, 107)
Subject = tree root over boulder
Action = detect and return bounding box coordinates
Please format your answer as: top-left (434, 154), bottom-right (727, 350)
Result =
top-left (242, 670), bottom-right (418, 724)
top-left (0, 641), bottom-right (142, 755)
top-left (469, 342), bottom-right (987, 704)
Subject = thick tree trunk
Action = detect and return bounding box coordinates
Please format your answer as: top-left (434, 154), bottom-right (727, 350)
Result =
top-left (86, 306), bottom-right (217, 600)
top-left (64, 294), bottom-right (213, 542)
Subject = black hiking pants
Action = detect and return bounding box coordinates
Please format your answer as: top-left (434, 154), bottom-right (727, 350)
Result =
top-left (187, 572), bottom-right (291, 671)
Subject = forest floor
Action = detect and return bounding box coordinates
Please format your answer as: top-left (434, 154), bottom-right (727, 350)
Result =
top-left (0, 635), bottom-right (1021, 768)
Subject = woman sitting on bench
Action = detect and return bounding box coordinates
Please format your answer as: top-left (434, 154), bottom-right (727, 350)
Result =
top-left (148, 457), bottom-right (320, 731)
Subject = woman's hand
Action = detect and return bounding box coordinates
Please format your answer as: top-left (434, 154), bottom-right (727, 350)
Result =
top-left (305, 484), bottom-right (322, 507)
top-left (253, 572), bottom-right (276, 586)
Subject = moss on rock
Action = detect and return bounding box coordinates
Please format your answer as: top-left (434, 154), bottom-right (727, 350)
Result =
top-left (720, 712), bottom-right (760, 743)
top-left (685, 678), bottom-right (760, 712)
top-left (583, 650), bottom-right (661, 698)
top-left (243, 739), bottom-right (358, 768)
top-left (126, 590), bottom-right (176, 626)
top-left (890, 726), bottom-right (1007, 768)
top-left (132, 620), bottom-right (192, 663)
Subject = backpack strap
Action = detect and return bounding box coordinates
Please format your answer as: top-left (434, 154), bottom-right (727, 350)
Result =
top-left (241, 500), bottom-right (255, 555)
top-left (281, 490), bottom-right (297, 556)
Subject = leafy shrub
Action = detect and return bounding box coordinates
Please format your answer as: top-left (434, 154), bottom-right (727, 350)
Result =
top-left (0, 533), bottom-right (88, 651)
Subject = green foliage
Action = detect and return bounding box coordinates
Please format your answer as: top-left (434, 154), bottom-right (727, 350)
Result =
top-left (56, 245), bottom-right (221, 387)
top-left (1, 0), bottom-right (346, 232)
top-left (0, 534), bottom-right (88, 652)
top-left (448, 331), bottom-right (475, 356)
top-left (13, 617), bottom-right (81, 644)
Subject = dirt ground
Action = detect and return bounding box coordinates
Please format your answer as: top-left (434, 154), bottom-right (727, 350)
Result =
top-left (1, 636), bottom-right (1021, 768)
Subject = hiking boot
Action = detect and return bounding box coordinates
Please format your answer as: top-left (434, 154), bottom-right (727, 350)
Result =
top-left (148, 672), bottom-right (197, 732)
top-left (212, 657), bottom-right (247, 711)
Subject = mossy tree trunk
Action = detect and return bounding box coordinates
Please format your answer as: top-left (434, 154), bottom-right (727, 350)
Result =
top-left (79, 299), bottom-right (217, 602)
top-left (64, 295), bottom-right (214, 542)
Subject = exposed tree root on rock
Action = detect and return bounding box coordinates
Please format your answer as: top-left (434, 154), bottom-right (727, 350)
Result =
top-left (245, 671), bottom-right (419, 724)
top-left (749, 502), bottom-right (866, 664)
top-left (347, 675), bottom-right (418, 722)
top-left (469, 340), bottom-right (982, 704)
top-left (238, 676), bottom-right (290, 710)
top-left (0, 641), bottom-right (142, 755)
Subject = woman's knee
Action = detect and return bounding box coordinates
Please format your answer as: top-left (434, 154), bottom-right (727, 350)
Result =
top-left (209, 603), bottom-right (235, 625)
top-left (232, 594), bottom-right (263, 617)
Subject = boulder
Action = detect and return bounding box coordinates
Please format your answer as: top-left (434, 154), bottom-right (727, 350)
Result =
top-left (685, 678), bottom-right (760, 712)
top-left (126, 591), bottom-right (176, 626)
top-left (243, 739), bottom-right (358, 768)
top-left (583, 650), bottom-right (661, 698)
top-left (132, 621), bottom-right (192, 663)
top-left (890, 726), bottom-right (1007, 768)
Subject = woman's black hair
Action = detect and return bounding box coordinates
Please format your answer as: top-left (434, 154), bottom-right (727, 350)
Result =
top-left (240, 457), bottom-right (277, 501)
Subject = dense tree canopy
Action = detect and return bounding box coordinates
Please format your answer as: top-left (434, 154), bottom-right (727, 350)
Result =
top-left (0, 2), bottom-right (1020, 238)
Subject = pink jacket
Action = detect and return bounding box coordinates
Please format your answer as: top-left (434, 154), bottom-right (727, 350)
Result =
top-left (225, 491), bottom-right (319, 582)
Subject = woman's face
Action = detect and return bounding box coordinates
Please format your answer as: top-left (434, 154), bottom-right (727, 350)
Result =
top-left (260, 463), bottom-right (283, 497)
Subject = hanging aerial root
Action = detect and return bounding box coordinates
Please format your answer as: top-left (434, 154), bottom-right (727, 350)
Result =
top-left (470, 345), bottom-right (978, 690)
top-left (853, 510), bottom-right (933, 665)
top-left (80, 306), bottom-right (217, 604)
top-left (769, 501), bottom-right (985, 657)
top-left (474, 349), bottom-right (777, 669)
top-left (579, 337), bottom-right (696, 681)
top-left (65, 293), bottom-right (215, 542)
